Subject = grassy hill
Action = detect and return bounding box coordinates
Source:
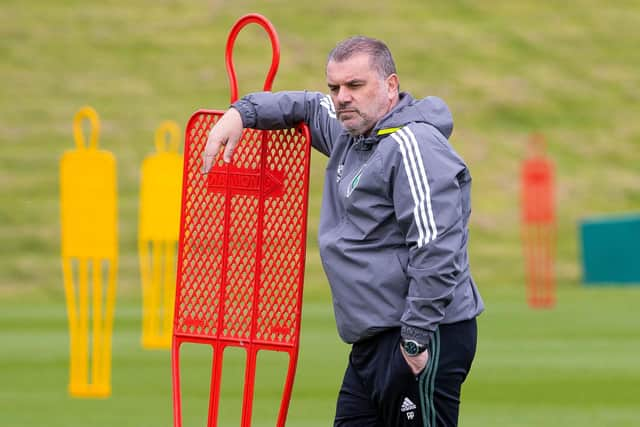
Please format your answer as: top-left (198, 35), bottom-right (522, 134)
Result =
top-left (1, 1), bottom-right (639, 426)
top-left (1, 0), bottom-right (638, 297)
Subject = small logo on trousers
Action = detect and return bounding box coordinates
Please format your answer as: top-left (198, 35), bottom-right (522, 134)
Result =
top-left (401, 397), bottom-right (417, 420)
top-left (401, 397), bottom-right (417, 412)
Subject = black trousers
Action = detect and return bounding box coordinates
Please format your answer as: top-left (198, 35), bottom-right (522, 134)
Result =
top-left (334, 318), bottom-right (477, 427)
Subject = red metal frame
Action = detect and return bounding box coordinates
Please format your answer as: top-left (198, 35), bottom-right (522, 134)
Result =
top-left (225, 14), bottom-right (280, 103)
top-left (172, 14), bottom-right (311, 427)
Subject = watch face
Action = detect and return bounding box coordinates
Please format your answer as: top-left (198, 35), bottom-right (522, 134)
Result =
top-left (403, 340), bottom-right (419, 356)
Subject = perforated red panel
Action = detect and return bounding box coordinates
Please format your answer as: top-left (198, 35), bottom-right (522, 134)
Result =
top-left (174, 110), bottom-right (311, 349)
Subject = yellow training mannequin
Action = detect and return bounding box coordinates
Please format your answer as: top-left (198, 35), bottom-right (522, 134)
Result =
top-left (60, 106), bottom-right (118, 397)
top-left (139, 120), bottom-right (183, 349)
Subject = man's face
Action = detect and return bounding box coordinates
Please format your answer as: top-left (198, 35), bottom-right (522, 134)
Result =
top-left (326, 54), bottom-right (398, 136)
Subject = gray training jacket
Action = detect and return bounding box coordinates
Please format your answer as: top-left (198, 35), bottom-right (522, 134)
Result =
top-left (233, 91), bottom-right (484, 346)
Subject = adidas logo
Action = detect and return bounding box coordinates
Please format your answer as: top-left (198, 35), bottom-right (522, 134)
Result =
top-left (400, 397), bottom-right (417, 412)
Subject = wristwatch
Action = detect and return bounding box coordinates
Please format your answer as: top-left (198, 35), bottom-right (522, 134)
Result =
top-left (401, 338), bottom-right (428, 357)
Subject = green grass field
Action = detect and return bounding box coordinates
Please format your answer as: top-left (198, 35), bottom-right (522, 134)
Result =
top-left (2, 286), bottom-right (640, 426)
top-left (1, 0), bottom-right (639, 426)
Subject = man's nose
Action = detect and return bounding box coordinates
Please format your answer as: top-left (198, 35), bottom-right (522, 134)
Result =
top-left (336, 87), bottom-right (352, 105)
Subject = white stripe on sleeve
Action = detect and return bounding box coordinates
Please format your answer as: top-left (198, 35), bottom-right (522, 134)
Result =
top-left (397, 128), bottom-right (432, 245)
top-left (404, 127), bottom-right (437, 241)
top-left (320, 95), bottom-right (336, 119)
top-left (391, 132), bottom-right (427, 247)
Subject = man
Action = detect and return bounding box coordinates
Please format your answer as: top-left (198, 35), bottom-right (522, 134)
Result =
top-left (203, 36), bottom-right (484, 427)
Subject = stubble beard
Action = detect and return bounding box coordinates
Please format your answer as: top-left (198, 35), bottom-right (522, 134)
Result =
top-left (339, 93), bottom-right (392, 136)
top-left (338, 111), bottom-right (373, 136)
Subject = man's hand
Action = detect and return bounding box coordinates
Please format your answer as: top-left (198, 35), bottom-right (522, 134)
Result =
top-left (202, 108), bottom-right (244, 172)
top-left (400, 345), bottom-right (429, 376)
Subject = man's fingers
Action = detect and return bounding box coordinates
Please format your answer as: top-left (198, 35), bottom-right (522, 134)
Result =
top-left (223, 143), bottom-right (236, 163)
top-left (203, 136), bottom-right (238, 171)
top-left (202, 138), bottom-right (225, 173)
top-left (201, 108), bottom-right (244, 172)
top-left (202, 153), bottom-right (213, 174)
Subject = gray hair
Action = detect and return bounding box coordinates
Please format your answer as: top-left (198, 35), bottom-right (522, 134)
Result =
top-left (327, 36), bottom-right (397, 78)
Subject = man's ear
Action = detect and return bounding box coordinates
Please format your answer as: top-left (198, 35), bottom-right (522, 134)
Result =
top-left (386, 73), bottom-right (399, 99)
